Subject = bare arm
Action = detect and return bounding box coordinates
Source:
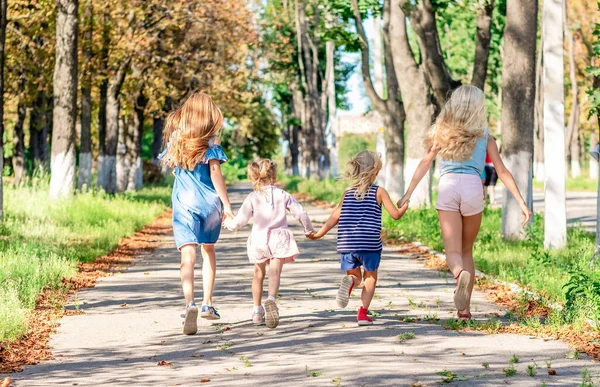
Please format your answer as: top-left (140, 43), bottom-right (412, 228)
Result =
top-left (398, 146), bottom-right (440, 207)
top-left (307, 194), bottom-right (344, 240)
top-left (209, 159), bottom-right (233, 218)
top-left (486, 137), bottom-right (532, 225)
top-left (377, 187), bottom-right (409, 220)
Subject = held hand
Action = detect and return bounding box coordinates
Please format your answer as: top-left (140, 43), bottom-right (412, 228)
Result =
top-left (306, 231), bottom-right (320, 240)
top-left (397, 195), bottom-right (410, 209)
top-left (223, 207), bottom-right (235, 220)
top-left (520, 202), bottom-right (532, 226)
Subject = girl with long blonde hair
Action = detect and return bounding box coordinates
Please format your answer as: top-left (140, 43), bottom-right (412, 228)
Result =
top-left (159, 92), bottom-right (234, 335)
top-left (309, 151), bottom-right (409, 326)
top-left (224, 159), bottom-right (314, 329)
top-left (399, 85), bottom-right (531, 319)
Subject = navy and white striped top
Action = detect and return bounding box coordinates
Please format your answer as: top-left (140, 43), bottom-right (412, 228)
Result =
top-left (337, 185), bottom-right (382, 253)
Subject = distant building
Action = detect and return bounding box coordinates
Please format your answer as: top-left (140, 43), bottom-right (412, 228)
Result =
top-left (332, 110), bottom-right (384, 138)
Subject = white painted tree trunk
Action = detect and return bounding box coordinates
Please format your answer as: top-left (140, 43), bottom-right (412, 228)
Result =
top-left (78, 152), bottom-right (92, 190)
top-left (116, 117), bottom-right (129, 193)
top-left (49, 0), bottom-right (78, 198)
top-left (542, 0), bottom-right (567, 249)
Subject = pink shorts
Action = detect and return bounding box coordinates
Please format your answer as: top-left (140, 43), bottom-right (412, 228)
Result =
top-left (436, 173), bottom-right (484, 216)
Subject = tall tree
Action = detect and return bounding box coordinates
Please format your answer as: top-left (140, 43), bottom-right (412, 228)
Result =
top-left (11, 76), bottom-right (26, 184)
top-left (49, 0), bottom-right (79, 198)
top-left (472, 0), bottom-right (495, 89)
top-left (78, 0), bottom-right (93, 190)
top-left (0, 0), bottom-right (7, 218)
top-left (500, 0), bottom-right (537, 238)
top-left (351, 0), bottom-right (406, 199)
top-left (96, 9), bottom-right (109, 188)
top-left (543, 0), bottom-right (567, 248)
top-left (564, 0), bottom-right (581, 178)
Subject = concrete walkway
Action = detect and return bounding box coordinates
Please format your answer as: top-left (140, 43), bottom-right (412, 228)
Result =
top-left (5, 184), bottom-right (600, 386)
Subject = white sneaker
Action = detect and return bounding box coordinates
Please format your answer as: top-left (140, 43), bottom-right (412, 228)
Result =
top-left (252, 306), bottom-right (265, 325)
top-left (183, 302), bottom-right (198, 335)
top-left (264, 299), bottom-right (279, 329)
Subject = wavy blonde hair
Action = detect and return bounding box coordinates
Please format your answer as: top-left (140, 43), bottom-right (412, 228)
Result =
top-left (346, 150), bottom-right (382, 200)
top-left (425, 85), bottom-right (487, 161)
top-left (248, 159), bottom-right (277, 191)
top-left (160, 92), bottom-right (224, 170)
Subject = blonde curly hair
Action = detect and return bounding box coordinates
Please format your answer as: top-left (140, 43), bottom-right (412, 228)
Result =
top-left (425, 85), bottom-right (487, 161)
top-left (160, 92), bottom-right (223, 170)
top-left (248, 159), bottom-right (277, 191)
top-left (346, 150), bottom-right (382, 200)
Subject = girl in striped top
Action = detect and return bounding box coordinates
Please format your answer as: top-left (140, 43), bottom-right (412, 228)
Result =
top-left (308, 151), bottom-right (408, 326)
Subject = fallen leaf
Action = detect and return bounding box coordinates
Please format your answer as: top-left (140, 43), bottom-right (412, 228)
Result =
top-left (2, 377), bottom-right (12, 387)
top-left (190, 354), bottom-right (204, 358)
top-left (548, 369), bottom-right (557, 375)
top-left (157, 360), bottom-right (172, 366)
top-left (160, 340), bottom-right (166, 344)
top-left (202, 340), bottom-right (213, 344)
top-left (144, 272), bottom-right (150, 275)
top-left (200, 378), bottom-right (210, 383)
top-left (121, 303), bottom-right (127, 307)
top-left (222, 326), bottom-right (232, 331)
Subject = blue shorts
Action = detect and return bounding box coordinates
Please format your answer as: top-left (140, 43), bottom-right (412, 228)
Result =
top-left (340, 251), bottom-right (382, 272)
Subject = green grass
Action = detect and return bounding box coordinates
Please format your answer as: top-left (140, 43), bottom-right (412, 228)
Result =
top-left (531, 174), bottom-right (598, 192)
top-left (0, 181), bottom-right (170, 343)
top-left (281, 176), bottom-right (600, 329)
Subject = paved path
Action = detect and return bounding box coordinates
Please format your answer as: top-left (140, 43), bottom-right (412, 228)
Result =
top-left (5, 184), bottom-right (600, 386)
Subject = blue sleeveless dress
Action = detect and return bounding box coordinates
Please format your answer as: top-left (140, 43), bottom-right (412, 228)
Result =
top-left (159, 139), bottom-right (228, 249)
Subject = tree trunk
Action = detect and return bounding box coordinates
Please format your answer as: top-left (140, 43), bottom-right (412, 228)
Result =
top-left (564, 0), bottom-right (580, 178)
top-left (96, 10), bottom-right (110, 188)
top-left (590, 132), bottom-right (599, 179)
top-left (30, 93), bottom-right (47, 172)
top-left (501, 0), bottom-right (537, 239)
top-left (471, 0), bottom-right (495, 89)
top-left (127, 91), bottom-right (147, 191)
top-left (0, 0), bottom-right (5, 219)
top-left (12, 99), bottom-right (26, 184)
top-left (152, 117), bottom-right (163, 164)
top-left (100, 58), bottom-right (130, 194)
top-left (534, 35), bottom-right (545, 182)
top-left (116, 115), bottom-right (128, 193)
top-left (542, 0), bottom-right (567, 248)
top-left (325, 13), bottom-right (336, 178)
top-left (78, 0), bottom-right (93, 190)
top-left (373, 14), bottom-right (387, 187)
top-left (391, 0), bottom-right (435, 206)
top-left (49, 0), bottom-right (79, 199)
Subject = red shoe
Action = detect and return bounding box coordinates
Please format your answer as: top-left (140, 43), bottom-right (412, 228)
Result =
top-left (357, 306), bottom-right (373, 326)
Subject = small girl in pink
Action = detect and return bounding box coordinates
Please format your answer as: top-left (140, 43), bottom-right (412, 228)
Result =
top-left (224, 159), bottom-right (314, 329)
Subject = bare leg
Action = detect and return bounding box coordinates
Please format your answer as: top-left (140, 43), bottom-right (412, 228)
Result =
top-left (267, 258), bottom-right (286, 298)
top-left (361, 269), bottom-right (378, 310)
top-left (252, 262), bottom-right (267, 306)
top-left (180, 245), bottom-right (197, 305)
top-left (437, 210), bottom-right (464, 277)
top-left (461, 212), bottom-right (483, 314)
top-left (346, 267), bottom-right (362, 287)
top-left (200, 244), bottom-right (216, 305)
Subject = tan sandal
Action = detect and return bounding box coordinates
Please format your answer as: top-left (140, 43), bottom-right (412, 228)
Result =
top-left (453, 270), bottom-right (471, 312)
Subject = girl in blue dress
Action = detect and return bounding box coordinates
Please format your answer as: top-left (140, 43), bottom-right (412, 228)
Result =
top-left (159, 92), bottom-right (234, 335)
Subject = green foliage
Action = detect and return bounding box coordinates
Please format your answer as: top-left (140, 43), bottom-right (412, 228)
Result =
top-left (587, 10), bottom-right (600, 120)
top-left (0, 181), bottom-right (170, 343)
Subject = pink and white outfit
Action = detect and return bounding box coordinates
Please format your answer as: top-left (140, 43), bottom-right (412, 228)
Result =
top-left (224, 186), bottom-right (314, 263)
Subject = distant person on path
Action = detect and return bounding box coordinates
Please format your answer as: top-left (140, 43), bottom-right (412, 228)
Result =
top-left (308, 151), bottom-right (409, 326)
top-left (159, 92), bottom-right (234, 335)
top-left (398, 85), bottom-right (531, 319)
top-left (484, 152), bottom-right (498, 204)
top-left (224, 159), bottom-right (314, 329)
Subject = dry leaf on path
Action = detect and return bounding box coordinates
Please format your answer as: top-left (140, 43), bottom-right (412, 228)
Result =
top-left (1, 377), bottom-right (12, 387)
top-left (548, 369), bottom-right (557, 375)
top-left (120, 303), bottom-right (127, 307)
top-left (200, 378), bottom-right (210, 383)
top-left (190, 354), bottom-right (204, 358)
top-left (157, 360), bottom-right (173, 366)
top-left (222, 326), bottom-right (232, 331)
top-left (144, 272), bottom-right (150, 275)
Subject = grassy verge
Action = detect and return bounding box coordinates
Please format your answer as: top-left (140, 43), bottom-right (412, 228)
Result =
top-left (280, 176), bottom-right (600, 328)
top-left (532, 174), bottom-right (598, 192)
top-left (0, 182), bottom-right (170, 343)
